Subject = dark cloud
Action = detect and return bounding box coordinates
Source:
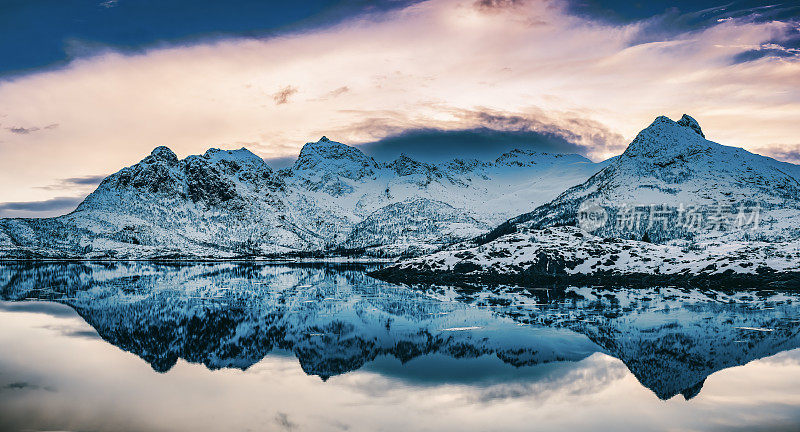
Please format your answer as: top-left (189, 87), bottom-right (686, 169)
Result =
top-left (359, 347), bottom-right (600, 388)
top-left (474, 0), bottom-right (523, 11)
top-left (0, 381), bottom-right (56, 393)
top-left (62, 175), bottom-right (106, 186)
top-left (6, 123), bottom-right (58, 134)
top-left (565, 1), bottom-right (800, 63)
top-left (263, 155), bottom-right (297, 170)
top-left (39, 324), bottom-right (100, 340)
top-left (315, 108), bottom-right (626, 162)
top-left (273, 86), bottom-right (298, 105)
top-left (757, 147), bottom-right (800, 164)
top-left (0, 301), bottom-right (79, 317)
top-left (316, 114), bottom-right (411, 141)
top-left (0, 0), bottom-right (422, 76)
top-left (0, 196), bottom-right (83, 214)
top-left (456, 108), bottom-right (627, 157)
top-left (357, 127), bottom-right (588, 163)
top-left (36, 175), bottom-right (107, 191)
top-left (8, 126), bottom-right (39, 134)
top-left (274, 412), bottom-right (297, 431)
top-left (732, 39), bottom-right (800, 64)
top-left (566, 1), bottom-right (799, 25)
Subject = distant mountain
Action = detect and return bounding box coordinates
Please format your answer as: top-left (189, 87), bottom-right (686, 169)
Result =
top-left (0, 137), bottom-right (606, 259)
top-left (373, 115), bottom-right (800, 286)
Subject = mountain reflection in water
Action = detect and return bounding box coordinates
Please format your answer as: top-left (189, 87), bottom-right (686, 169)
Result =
top-left (1, 261), bottom-right (799, 404)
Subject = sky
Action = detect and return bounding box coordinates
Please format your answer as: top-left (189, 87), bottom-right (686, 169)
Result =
top-left (0, 0), bottom-right (799, 217)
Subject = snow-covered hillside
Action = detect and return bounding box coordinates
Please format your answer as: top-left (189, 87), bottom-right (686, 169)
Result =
top-left (278, 137), bottom-right (606, 250)
top-left (0, 138), bottom-right (605, 259)
top-left (372, 225), bottom-right (800, 288)
top-left (374, 115), bottom-right (800, 286)
top-left (482, 115), bottom-right (800, 244)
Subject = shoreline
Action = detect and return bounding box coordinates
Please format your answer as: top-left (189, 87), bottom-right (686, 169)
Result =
top-left (368, 267), bottom-right (800, 290)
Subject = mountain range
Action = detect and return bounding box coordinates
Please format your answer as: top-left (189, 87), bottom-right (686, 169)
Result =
top-left (2, 114), bottom-right (800, 280)
top-left (0, 137), bottom-right (606, 259)
top-left (373, 115), bottom-right (800, 287)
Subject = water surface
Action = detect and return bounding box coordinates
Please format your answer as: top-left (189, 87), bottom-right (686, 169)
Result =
top-left (1, 262), bottom-right (799, 431)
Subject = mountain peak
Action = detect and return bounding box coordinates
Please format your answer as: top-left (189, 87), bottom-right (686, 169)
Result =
top-left (624, 114), bottom-right (711, 160)
top-left (390, 153), bottom-right (433, 176)
top-left (495, 149), bottom-right (542, 165)
top-left (677, 114), bottom-right (705, 138)
top-left (200, 147), bottom-right (269, 173)
top-left (149, 146), bottom-right (178, 165)
top-left (293, 137), bottom-right (377, 180)
top-left (494, 148), bottom-right (590, 167)
top-left (645, 114), bottom-right (704, 138)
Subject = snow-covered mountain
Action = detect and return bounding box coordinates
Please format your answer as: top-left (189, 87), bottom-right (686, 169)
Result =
top-left (0, 137), bottom-right (606, 259)
top-left (373, 115), bottom-right (800, 286)
top-left (486, 115), bottom-right (800, 243)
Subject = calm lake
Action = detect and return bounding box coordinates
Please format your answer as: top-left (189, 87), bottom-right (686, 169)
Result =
top-left (1, 262), bottom-right (799, 432)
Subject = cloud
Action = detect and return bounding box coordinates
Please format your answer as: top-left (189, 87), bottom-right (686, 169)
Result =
top-left (0, 1), bottom-right (424, 76)
top-left (36, 174), bottom-right (107, 191)
top-left (263, 155), bottom-right (297, 170)
top-left (357, 127), bottom-right (584, 163)
top-left (6, 123), bottom-right (58, 134)
top-left (328, 86), bottom-right (350, 97)
top-left (474, 0), bottom-right (523, 12)
top-left (39, 324), bottom-right (100, 340)
top-left (0, 0), bottom-right (798, 206)
top-left (320, 107), bottom-right (627, 161)
top-left (459, 108), bottom-right (627, 156)
top-left (8, 126), bottom-right (38, 134)
top-left (0, 301), bottom-right (78, 317)
top-left (274, 412), bottom-right (297, 431)
top-left (0, 196), bottom-right (84, 217)
top-left (0, 382), bottom-right (56, 392)
top-left (273, 86), bottom-right (298, 105)
top-left (63, 174), bottom-right (105, 185)
top-left (754, 146), bottom-right (800, 164)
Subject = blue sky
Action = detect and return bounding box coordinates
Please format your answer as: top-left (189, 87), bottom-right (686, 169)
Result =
top-left (0, 0), bottom-right (798, 216)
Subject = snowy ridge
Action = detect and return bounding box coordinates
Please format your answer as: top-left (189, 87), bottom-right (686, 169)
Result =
top-left (0, 137), bottom-right (606, 259)
top-left (375, 115), bottom-right (800, 286)
top-left (491, 114), bottom-right (800, 243)
top-left (373, 225), bottom-right (800, 287)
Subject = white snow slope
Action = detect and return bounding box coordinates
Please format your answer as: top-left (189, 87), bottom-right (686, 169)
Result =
top-left (0, 137), bottom-right (606, 259)
top-left (374, 115), bottom-right (800, 285)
